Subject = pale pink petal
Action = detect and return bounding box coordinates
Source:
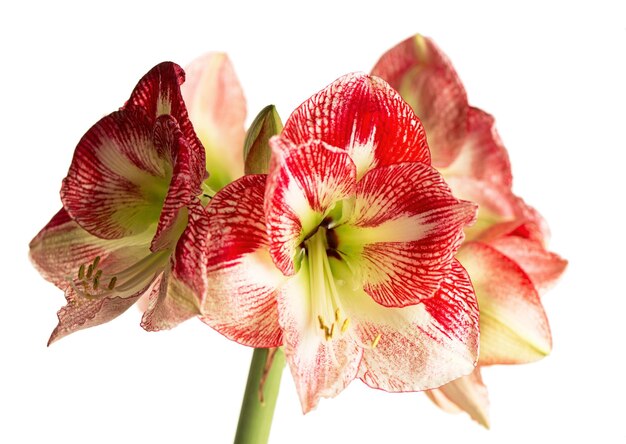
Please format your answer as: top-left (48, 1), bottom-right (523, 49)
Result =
top-left (60, 110), bottom-right (171, 239)
top-left (141, 202), bottom-right (209, 331)
top-left (371, 34), bottom-right (468, 167)
top-left (486, 236), bottom-right (567, 295)
top-left (277, 260), bottom-right (363, 413)
top-left (440, 107), bottom-right (512, 188)
top-left (125, 61), bottom-right (205, 170)
top-left (335, 162), bottom-right (476, 307)
top-left (426, 368), bottom-right (490, 428)
top-left (265, 139), bottom-right (356, 276)
top-left (281, 72), bottom-right (430, 178)
top-left (332, 259), bottom-right (478, 391)
top-left (48, 274), bottom-right (161, 345)
top-left (30, 209), bottom-right (153, 290)
top-left (181, 53), bottom-right (247, 189)
top-left (200, 175), bottom-right (284, 348)
top-left (457, 242), bottom-right (551, 365)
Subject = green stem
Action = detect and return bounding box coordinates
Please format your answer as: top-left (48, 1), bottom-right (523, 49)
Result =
top-left (234, 348), bottom-right (285, 444)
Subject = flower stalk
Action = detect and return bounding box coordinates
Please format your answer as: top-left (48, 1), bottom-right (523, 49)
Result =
top-left (234, 348), bottom-right (285, 444)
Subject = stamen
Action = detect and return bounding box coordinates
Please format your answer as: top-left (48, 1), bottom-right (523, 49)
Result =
top-left (371, 333), bottom-right (382, 349)
top-left (78, 264), bottom-right (85, 280)
top-left (108, 277), bottom-right (117, 290)
top-left (94, 269), bottom-right (103, 280)
top-left (341, 318), bottom-right (350, 333)
top-left (318, 315), bottom-right (326, 330)
top-left (335, 308), bottom-right (341, 323)
top-left (92, 255), bottom-right (101, 271)
top-left (86, 264), bottom-right (93, 279)
top-left (93, 277), bottom-right (100, 290)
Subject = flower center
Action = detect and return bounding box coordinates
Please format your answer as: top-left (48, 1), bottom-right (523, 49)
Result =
top-left (69, 250), bottom-right (171, 300)
top-left (304, 227), bottom-right (350, 341)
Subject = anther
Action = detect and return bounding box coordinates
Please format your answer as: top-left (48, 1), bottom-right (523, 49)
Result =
top-left (335, 308), bottom-right (341, 322)
top-left (94, 269), bottom-right (102, 280)
top-left (318, 315), bottom-right (325, 330)
top-left (108, 277), bottom-right (117, 290)
top-left (93, 277), bottom-right (100, 290)
top-left (341, 318), bottom-right (350, 333)
top-left (92, 255), bottom-right (101, 270)
top-left (78, 264), bottom-right (85, 280)
top-left (86, 264), bottom-right (93, 279)
top-left (371, 333), bottom-right (382, 349)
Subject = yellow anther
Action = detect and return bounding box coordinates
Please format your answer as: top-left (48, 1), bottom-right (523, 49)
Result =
top-left (93, 277), bottom-right (100, 290)
top-left (86, 264), bottom-right (93, 279)
top-left (78, 264), bottom-right (85, 280)
top-left (335, 308), bottom-right (341, 322)
top-left (371, 333), bottom-right (382, 349)
top-left (92, 255), bottom-right (101, 270)
top-left (94, 269), bottom-right (103, 281)
top-left (318, 315), bottom-right (326, 330)
top-left (108, 276), bottom-right (117, 290)
top-left (341, 318), bottom-right (350, 333)
top-left (329, 323), bottom-right (335, 339)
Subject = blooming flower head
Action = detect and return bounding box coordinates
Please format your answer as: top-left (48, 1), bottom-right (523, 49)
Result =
top-left (201, 72), bottom-right (481, 412)
top-left (30, 62), bottom-right (211, 343)
top-left (373, 34), bottom-right (567, 426)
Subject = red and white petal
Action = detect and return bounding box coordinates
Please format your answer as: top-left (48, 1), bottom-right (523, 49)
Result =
top-left (335, 162), bottom-right (476, 307)
top-left (150, 115), bottom-right (206, 250)
top-left (371, 34), bottom-right (468, 167)
top-left (439, 107), bottom-right (513, 188)
top-left (486, 236), bottom-right (567, 295)
top-left (277, 259), bottom-right (363, 413)
top-left (331, 259), bottom-right (478, 392)
top-left (265, 140), bottom-right (356, 276)
top-left (61, 110), bottom-right (170, 239)
top-left (457, 242), bottom-right (552, 365)
top-left (125, 62), bottom-right (205, 171)
top-left (281, 72), bottom-right (430, 178)
top-left (141, 202), bottom-right (210, 331)
top-left (181, 53), bottom-right (246, 190)
top-left (426, 368), bottom-right (490, 428)
top-left (48, 274), bottom-right (161, 345)
top-left (30, 208), bottom-right (152, 290)
top-left (200, 175), bottom-right (284, 348)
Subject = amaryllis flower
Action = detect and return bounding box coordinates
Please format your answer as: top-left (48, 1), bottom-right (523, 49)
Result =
top-left (30, 62), bottom-right (210, 344)
top-left (373, 34), bottom-right (567, 426)
top-left (200, 72), bottom-right (481, 412)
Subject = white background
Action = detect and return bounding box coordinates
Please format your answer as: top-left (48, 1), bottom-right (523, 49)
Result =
top-left (1, 1), bottom-right (625, 442)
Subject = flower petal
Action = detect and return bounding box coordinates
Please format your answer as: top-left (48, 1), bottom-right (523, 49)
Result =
top-left (200, 175), bottom-right (284, 348)
top-left (486, 236), bottom-right (567, 295)
top-left (141, 202), bottom-right (209, 331)
top-left (181, 53), bottom-right (247, 190)
top-left (265, 139), bottom-right (356, 275)
top-left (457, 242), bottom-right (552, 365)
top-left (281, 72), bottom-right (430, 178)
top-left (439, 107), bottom-right (512, 188)
top-left (371, 34), bottom-right (468, 167)
top-left (60, 110), bottom-right (170, 239)
top-left (125, 62), bottom-right (205, 172)
top-left (277, 258), bottom-right (363, 413)
top-left (426, 368), bottom-right (490, 428)
top-left (48, 274), bottom-right (160, 345)
top-left (30, 209), bottom-right (153, 289)
top-left (335, 162), bottom-right (476, 307)
top-left (330, 259), bottom-right (479, 392)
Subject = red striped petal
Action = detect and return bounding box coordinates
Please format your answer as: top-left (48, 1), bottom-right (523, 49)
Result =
top-left (371, 34), bottom-right (468, 168)
top-left (276, 262), bottom-right (362, 413)
top-left (426, 368), bottom-right (490, 428)
top-left (141, 202), bottom-right (209, 331)
top-left (125, 62), bottom-right (205, 173)
top-left (200, 175), bottom-right (284, 348)
top-left (335, 162), bottom-right (476, 307)
top-left (265, 140), bottom-right (356, 276)
top-left (281, 73), bottom-right (430, 177)
top-left (457, 242), bottom-right (552, 365)
top-left (342, 260), bottom-right (479, 392)
top-left (486, 236), bottom-right (567, 295)
top-left (181, 53), bottom-right (247, 190)
top-left (61, 110), bottom-right (171, 239)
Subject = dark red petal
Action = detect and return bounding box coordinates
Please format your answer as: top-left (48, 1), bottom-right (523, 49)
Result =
top-left (281, 73), bottom-right (430, 175)
top-left (61, 110), bottom-right (169, 239)
top-left (371, 34), bottom-right (468, 167)
top-left (200, 175), bottom-right (284, 348)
